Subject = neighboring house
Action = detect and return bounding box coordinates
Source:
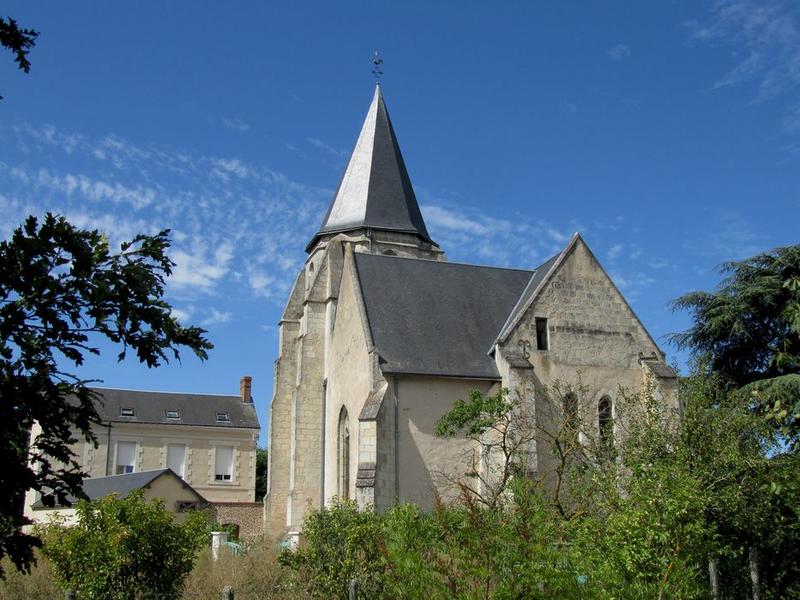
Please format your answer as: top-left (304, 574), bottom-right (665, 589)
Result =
top-left (29, 468), bottom-right (206, 527)
top-left (24, 377), bottom-right (262, 535)
top-left (264, 85), bottom-right (678, 541)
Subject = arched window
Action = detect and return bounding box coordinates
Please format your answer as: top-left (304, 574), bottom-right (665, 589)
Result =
top-left (598, 396), bottom-right (613, 447)
top-left (563, 392), bottom-right (578, 426)
top-left (563, 392), bottom-right (578, 444)
top-left (337, 407), bottom-right (350, 499)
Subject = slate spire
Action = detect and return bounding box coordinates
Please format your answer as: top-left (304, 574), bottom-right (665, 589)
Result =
top-left (306, 85), bottom-right (435, 252)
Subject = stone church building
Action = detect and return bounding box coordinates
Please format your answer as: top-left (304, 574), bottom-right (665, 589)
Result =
top-left (264, 85), bottom-right (676, 541)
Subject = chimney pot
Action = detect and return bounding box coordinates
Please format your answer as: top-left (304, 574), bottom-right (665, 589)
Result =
top-left (240, 376), bottom-right (252, 402)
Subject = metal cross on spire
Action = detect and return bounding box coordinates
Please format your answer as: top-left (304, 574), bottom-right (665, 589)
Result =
top-left (372, 50), bottom-right (384, 83)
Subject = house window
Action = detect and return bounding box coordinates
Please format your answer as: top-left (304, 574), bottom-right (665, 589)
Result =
top-left (598, 396), bottom-right (613, 447)
top-left (115, 441), bottom-right (137, 474)
top-left (119, 407), bottom-right (135, 417)
top-left (214, 447), bottom-right (234, 482)
top-left (165, 410), bottom-right (180, 420)
top-left (535, 318), bottom-right (548, 350)
top-left (337, 407), bottom-right (350, 499)
top-left (216, 412), bottom-right (230, 423)
top-left (167, 444), bottom-right (187, 478)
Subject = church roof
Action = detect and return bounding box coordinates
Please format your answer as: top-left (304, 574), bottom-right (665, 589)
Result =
top-left (353, 253), bottom-right (533, 379)
top-left (306, 86), bottom-right (435, 251)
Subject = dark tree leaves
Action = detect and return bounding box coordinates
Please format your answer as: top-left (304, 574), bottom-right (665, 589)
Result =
top-left (0, 214), bottom-right (213, 575)
top-left (255, 447), bottom-right (268, 501)
top-left (671, 244), bottom-right (800, 449)
top-left (0, 16), bottom-right (38, 99)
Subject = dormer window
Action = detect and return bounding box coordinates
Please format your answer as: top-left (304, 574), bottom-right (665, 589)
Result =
top-left (165, 410), bottom-right (180, 420)
top-left (119, 407), bottom-right (135, 417)
top-left (216, 412), bottom-right (230, 423)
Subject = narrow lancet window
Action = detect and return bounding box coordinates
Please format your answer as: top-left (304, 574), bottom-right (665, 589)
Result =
top-left (337, 407), bottom-right (350, 499)
top-left (563, 391), bottom-right (578, 444)
top-left (598, 396), bottom-right (613, 447)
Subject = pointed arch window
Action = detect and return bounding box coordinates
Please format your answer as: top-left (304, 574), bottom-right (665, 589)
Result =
top-left (563, 392), bottom-right (579, 445)
top-left (563, 392), bottom-right (578, 427)
top-left (337, 407), bottom-right (350, 499)
top-left (598, 396), bottom-right (613, 447)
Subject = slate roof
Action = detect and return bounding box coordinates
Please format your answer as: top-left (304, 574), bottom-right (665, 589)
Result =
top-left (306, 85), bottom-right (435, 251)
top-left (353, 253), bottom-right (533, 379)
top-left (90, 387), bottom-right (260, 430)
top-left (33, 469), bottom-right (206, 509)
top-left (495, 252), bottom-right (561, 343)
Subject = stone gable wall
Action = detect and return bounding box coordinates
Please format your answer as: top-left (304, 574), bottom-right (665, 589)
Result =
top-left (500, 238), bottom-right (669, 488)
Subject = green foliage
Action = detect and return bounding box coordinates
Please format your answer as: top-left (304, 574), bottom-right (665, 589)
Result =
top-left (40, 490), bottom-right (209, 599)
top-left (435, 388), bottom-right (514, 439)
top-left (283, 378), bottom-right (797, 599)
top-left (0, 16), bottom-right (38, 99)
top-left (435, 388), bottom-right (538, 509)
top-left (255, 447), bottom-right (269, 501)
top-left (0, 214), bottom-right (212, 574)
top-left (671, 244), bottom-right (800, 449)
top-left (278, 498), bottom-right (385, 599)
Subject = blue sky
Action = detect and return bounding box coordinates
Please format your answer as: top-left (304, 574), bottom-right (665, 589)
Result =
top-left (2, 1), bottom-right (798, 444)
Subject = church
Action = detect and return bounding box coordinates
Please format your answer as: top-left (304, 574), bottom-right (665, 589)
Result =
top-left (264, 85), bottom-right (676, 541)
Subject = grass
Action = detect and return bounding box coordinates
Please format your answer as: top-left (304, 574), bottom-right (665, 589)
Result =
top-left (1, 537), bottom-right (310, 600)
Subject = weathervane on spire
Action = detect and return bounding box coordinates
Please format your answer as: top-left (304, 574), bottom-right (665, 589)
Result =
top-left (372, 50), bottom-right (384, 83)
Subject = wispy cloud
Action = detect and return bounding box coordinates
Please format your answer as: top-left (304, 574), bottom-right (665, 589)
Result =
top-left (420, 200), bottom-right (575, 268)
top-left (681, 210), bottom-right (764, 260)
top-left (2, 123), bottom-right (331, 305)
top-left (201, 308), bottom-right (233, 326)
top-left (687, 0), bottom-right (800, 100)
top-left (606, 243), bottom-right (624, 261)
top-left (220, 117), bottom-right (251, 132)
top-left (306, 137), bottom-right (348, 158)
top-left (607, 44), bottom-right (631, 60)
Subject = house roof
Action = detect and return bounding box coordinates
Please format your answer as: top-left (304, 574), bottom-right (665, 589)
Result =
top-left (90, 387), bottom-right (260, 430)
top-left (353, 253), bottom-right (533, 379)
top-left (306, 85), bottom-right (435, 251)
top-left (33, 469), bottom-right (206, 509)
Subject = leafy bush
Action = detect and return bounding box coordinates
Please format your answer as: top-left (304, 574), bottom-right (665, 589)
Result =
top-left (281, 375), bottom-right (800, 599)
top-left (40, 490), bottom-right (209, 599)
top-left (278, 498), bottom-right (385, 599)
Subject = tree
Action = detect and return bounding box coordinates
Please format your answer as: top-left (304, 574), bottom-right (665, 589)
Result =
top-left (255, 447), bottom-right (268, 501)
top-left (41, 490), bottom-right (210, 599)
top-left (434, 387), bottom-right (538, 509)
top-left (0, 213), bottom-right (212, 575)
top-left (0, 16), bottom-right (38, 99)
top-left (671, 244), bottom-right (800, 450)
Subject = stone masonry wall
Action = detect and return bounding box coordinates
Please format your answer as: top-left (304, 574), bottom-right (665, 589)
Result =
top-left (210, 502), bottom-right (264, 539)
top-left (502, 237), bottom-right (668, 489)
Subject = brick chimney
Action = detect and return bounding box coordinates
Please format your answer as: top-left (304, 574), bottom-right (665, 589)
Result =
top-left (240, 376), bottom-right (252, 403)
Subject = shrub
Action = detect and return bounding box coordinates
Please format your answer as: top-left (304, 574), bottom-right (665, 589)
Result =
top-left (40, 490), bottom-right (209, 599)
top-left (279, 498), bottom-right (385, 599)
